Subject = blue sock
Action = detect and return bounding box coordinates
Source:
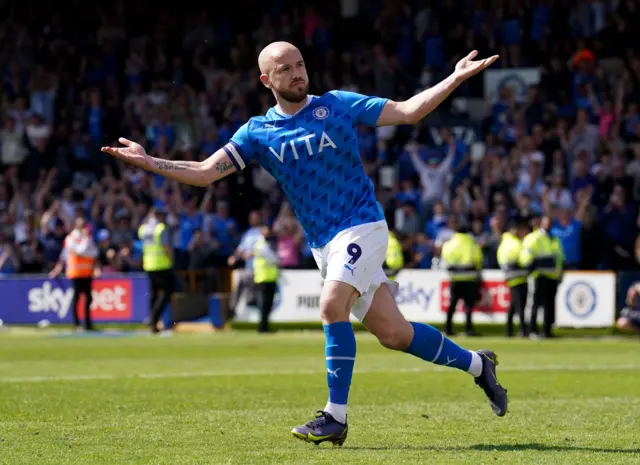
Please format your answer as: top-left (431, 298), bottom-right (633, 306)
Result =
top-left (324, 322), bottom-right (356, 414)
top-left (404, 322), bottom-right (473, 371)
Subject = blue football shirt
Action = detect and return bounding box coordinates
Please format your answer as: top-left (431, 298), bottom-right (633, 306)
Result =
top-left (223, 90), bottom-right (388, 248)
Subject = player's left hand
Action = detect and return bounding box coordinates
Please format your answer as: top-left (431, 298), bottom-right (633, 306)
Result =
top-left (453, 51), bottom-right (499, 82)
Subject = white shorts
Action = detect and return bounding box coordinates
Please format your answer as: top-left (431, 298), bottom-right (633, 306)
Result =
top-left (311, 220), bottom-right (399, 322)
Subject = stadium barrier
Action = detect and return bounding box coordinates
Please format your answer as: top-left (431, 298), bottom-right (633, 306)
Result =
top-left (0, 272), bottom-right (228, 328)
top-left (0, 269), bottom-right (625, 329)
top-left (232, 269), bottom-right (617, 328)
top-left (0, 274), bottom-right (150, 324)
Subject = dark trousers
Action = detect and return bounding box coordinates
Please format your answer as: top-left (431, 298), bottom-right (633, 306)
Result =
top-left (549, 279), bottom-right (558, 326)
top-left (530, 276), bottom-right (556, 336)
top-left (506, 282), bottom-right (528, 337)
top-left (256, 281), bottom-right (276, 333)
top-left (147, 269), bottom-right (175, 331)
top-left (71, 277), bottom-right (94, 329)
top-left (446, 280), bottom-right (479, 335)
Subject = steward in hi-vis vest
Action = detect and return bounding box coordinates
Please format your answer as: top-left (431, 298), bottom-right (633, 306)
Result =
top-left (440, 220), bottom-right (483, 337)
top-left (252, 224), bottom-right (279, 333)
top-left (138, 208), bottom-right (175, 333)
top-left (497, 216), bottom-right (530, 337)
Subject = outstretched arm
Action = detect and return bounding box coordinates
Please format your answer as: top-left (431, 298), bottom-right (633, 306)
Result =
top-left (101, 138), bottom-right (236, 187)
top-left (377, 51), bottom-right (499, 126)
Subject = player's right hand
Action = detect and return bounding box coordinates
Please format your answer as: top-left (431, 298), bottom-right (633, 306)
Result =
top-left (101, 138), bottom-right (151, 170)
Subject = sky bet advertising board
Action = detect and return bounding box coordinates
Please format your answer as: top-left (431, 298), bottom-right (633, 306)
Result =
top-left (0, 275), bottom-right (150, 324)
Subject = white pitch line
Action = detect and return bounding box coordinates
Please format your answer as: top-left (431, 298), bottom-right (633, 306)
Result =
top-left (1, 363), bottom-right (639, 384)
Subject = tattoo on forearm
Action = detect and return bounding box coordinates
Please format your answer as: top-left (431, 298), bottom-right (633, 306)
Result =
top-left (153, 159), bottom-right (192, 171)
top-left (215, 160), bottom-right (234, 173)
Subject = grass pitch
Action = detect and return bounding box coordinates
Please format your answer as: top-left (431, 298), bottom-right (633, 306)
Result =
top-left (0, 329), bottom-right (639, 464)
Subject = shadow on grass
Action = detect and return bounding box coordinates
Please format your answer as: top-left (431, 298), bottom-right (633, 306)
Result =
top-left (344, 443), bottom-right (640, 454)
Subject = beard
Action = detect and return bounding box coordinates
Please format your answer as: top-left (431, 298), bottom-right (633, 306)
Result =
top-left (276, 82), bottom-right (309, 103)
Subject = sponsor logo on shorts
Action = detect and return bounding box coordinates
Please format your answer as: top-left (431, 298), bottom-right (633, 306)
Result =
top-left (343, 264), bottom-right (356, 276)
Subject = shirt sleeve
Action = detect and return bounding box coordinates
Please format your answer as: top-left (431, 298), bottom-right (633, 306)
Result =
top-left (237, 231), bottom-right (252, 253)
top-left (436, 145), bottom-right (456, 174)
top-left (329, 90), bottom-right (389, 126)
top-left (440, 242), bottom-right (450, 267)
top-left (224, 121), bottom-right (258, 171)
top-left (408, 151), bottom-right (428, 175)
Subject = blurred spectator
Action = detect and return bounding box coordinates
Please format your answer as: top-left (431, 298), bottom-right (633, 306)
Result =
top-left (617, 281), bottom-right (640, 334)
top-left (15, 218), bottom-right (44, 273)
top-left (188, 231), bottom-right (220, 270)
top-left (0, 232), bottom-right (20, 275)
top-left (546, 172), bottom-right (573, 210)
top-left (228, 210), bottom-right (263, 270)
top-left (174, 194), bottom-right (204, 270)
top-left (204, 199), bottom-right (238, 258)
top-left (273, 203), bottom-right (304, 269)
top-left (406, 138), bottom-right (455, 219)
top-left (600, 184), bottom-right (638, 270)
top-left (42, 219), bottom-right (67, 270)
top-left (425, 200), bottom-right (448, 241)
top-left (546, 185), bottom-right (593, 270)
top-left (1, 116), bottom-right (28, 167)
top-left (395, 200), bottom-right (421, 236)
top-left (408, 233), bottom-right (433, 269)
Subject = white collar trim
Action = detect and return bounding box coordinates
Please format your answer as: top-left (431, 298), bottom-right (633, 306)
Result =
top-left (273, 95), bottom-right (314, 117)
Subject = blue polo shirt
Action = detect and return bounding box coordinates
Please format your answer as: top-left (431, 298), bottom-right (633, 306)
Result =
top-left (551, 219), bottom-right (582, 266)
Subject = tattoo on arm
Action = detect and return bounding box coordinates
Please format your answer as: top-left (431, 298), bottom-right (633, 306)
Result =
top-left (153, 159), bottom-right (193, 171)
top-left (215, 160), bottom-right (234, 173)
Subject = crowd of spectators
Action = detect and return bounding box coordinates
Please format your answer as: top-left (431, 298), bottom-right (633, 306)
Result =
top-left (1, 0), bottom-right (639, 278)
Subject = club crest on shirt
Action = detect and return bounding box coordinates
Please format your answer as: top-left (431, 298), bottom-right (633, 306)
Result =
top-left (313, 106), bottom-right (329, 120)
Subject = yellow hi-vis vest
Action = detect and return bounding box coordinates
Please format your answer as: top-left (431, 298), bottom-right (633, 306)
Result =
top-left (550, 236), bottom-right (564, 281)
top-left (497, 232), bottom-right (527, 287)
top-left (441, 232), bottom-right (482, 281)
top-left (385, 231), bottom-right (404, 280)
top-left (520, 229), bottom-right (555, 279)
top-left (138, 222), bottom-right (172, 272)
top-left (253, 238), bottom-right (279, 284)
